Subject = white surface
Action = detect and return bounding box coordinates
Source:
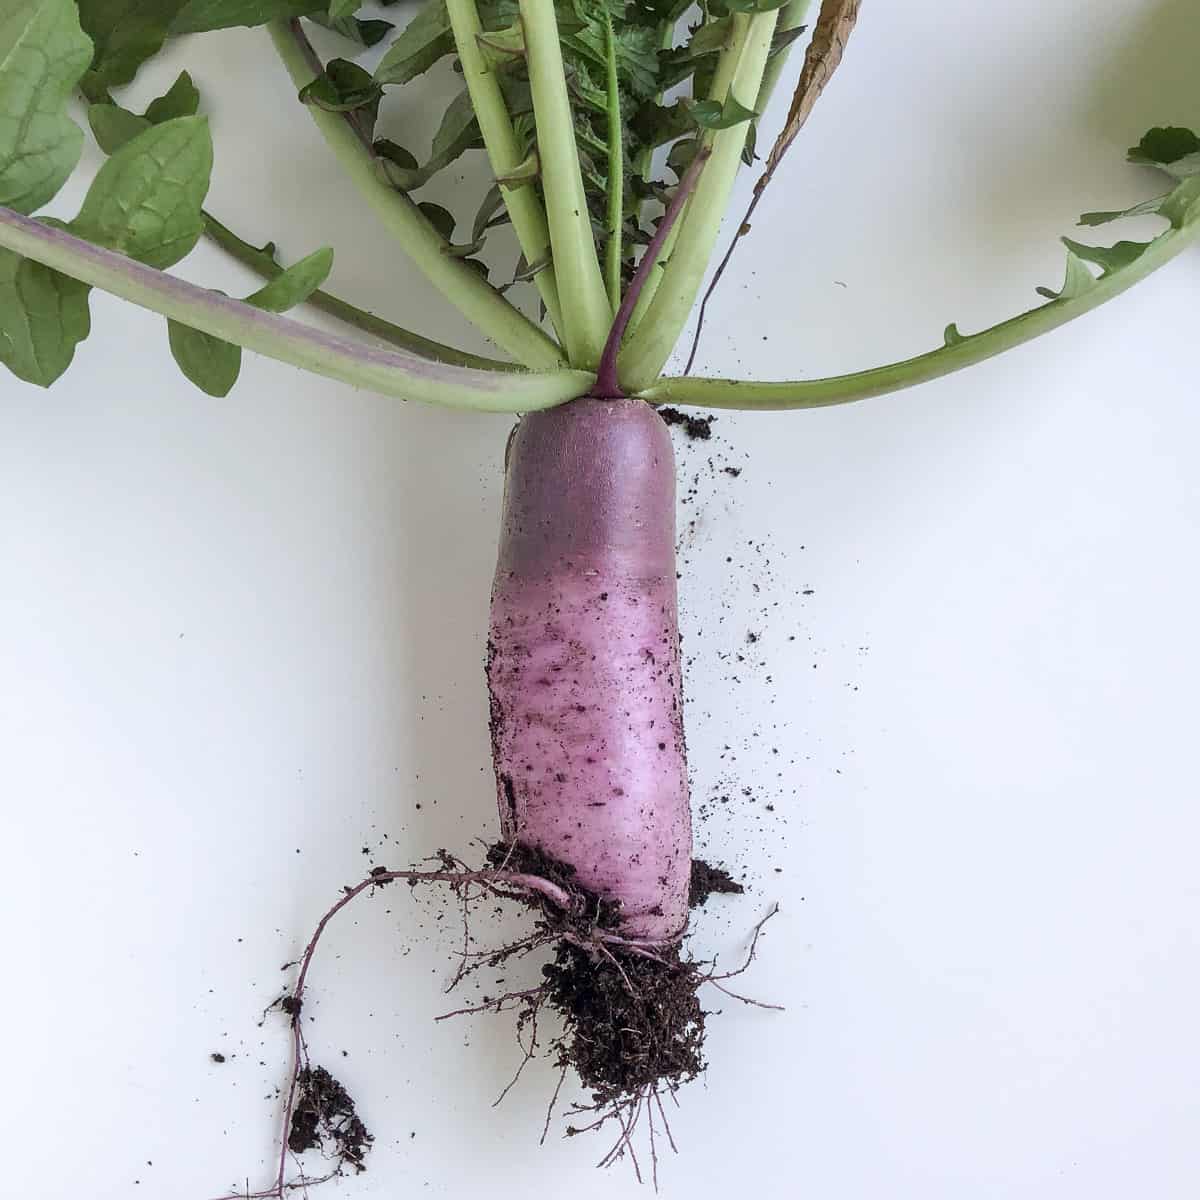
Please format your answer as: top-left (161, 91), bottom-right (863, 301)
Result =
top-left (3, 1), bottom-right (1199, 1197)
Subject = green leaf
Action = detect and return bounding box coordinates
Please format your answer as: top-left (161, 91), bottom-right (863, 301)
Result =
top-left (431, 87), bottom-right (477, 157)
top-left (0, 241), bottom-right (90, 384)
top-left (417, 200), bottom-right (455, 241)
top-left (169, 0), bottom-right (319, 34)
top-left (373, 0), bottom-right (453, 86)
top-left (327, 0), bottom-right (356, 21)
top-left (87, 101), bottom-right (150, 152)
top-left (167, 318), bottom-right (241, 395)
top-left (688, 16), bottom-right (734, 55)
top-left (402, 85), bottom-right (481, 183)
top-left (1080, 173), bottom-right (1200, 230)
top-left (1081, 132), bottom-right (1200, 227)
top-left (768, 21), bottom-right (806, 58)
top-left (0, 0), bottom-right (93, 213)
top-left (659, 16), bottom-right (732, 88)
top-left (299, 58), bottom-right (381, 116)
top-left (561, 18), bottom-right (658, 100)
top-left (88, 74), bottom-right (199, 155)
top-left (633, 97), bottom-right (695, 149)
top-left (166, 245), bottom-right (332, 395)
top-left (373, 137), bottom-right (420, 189)
top-left (1078, 195), bottom-right (1170, 228)
top-left (71, 115), bottom-right (212, 268)
top-left (460, 254), bottom-right (488, 280)
top-left (373, 91), bottom-right (480, 192)
top-left (691, 93), bottom-right (757, 130)
top-left (306, 9), bottom-right (391, 44)
top-left (565, 59), bottom-right (608, 116)
top-left (741, 118), bottom-right (757, 166)
top-left (1060, 236), bottom-right (1149, 277)
top-left (244, 245), bottom-right (332, 312)
top-left (144, 69), bottom-right (199, 122)
top-left (1127, 126), bottom-right (1200, 179)
top-left (373, 139), bottom-right (418, 171)
top-left (476, 21), bottom-right (524, 68)
top-left (1035, 173), bottom-right (1200, 302)
top-left (77, 0), bottom-right (190, 92)
top-left (1035, 246), bottom-right (1098, 301)
top-left (471, 183), bottom-right (506, 243)
top-left (928, 142), bottom-right (1200, 335)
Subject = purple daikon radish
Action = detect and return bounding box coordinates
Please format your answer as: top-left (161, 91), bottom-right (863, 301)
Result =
top-left (487, 398), bottom-right (691, 942)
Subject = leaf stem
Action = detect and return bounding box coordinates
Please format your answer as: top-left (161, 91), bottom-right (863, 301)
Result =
top-left (707, 12), bottom-right (752, 103)
top-left (0, 205), bottom-right (591, 410)
top-left (444, 0), bottom-right (564, 335)
top-left (519, 0), bottom-right (612, 368)
top-left (755, 0), bottom-right (815, 114)
top-left (594, 149), bottom-right (711, 396)
top-left (603, 13), bottom-right (623, 311)
top-left (618, 10), bottom-right (779, 391)
top-left (201, 212), bottom-right (516, 370)
top-left (644, 220), bottom-right (1200, 410)
top-left (265, 18), bottom-right (564, 370)
top-left (623, 16), bottom-right (753, 341)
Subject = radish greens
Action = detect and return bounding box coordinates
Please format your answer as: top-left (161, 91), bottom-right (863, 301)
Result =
top-left (2, 0), bottom-right (1194, 405)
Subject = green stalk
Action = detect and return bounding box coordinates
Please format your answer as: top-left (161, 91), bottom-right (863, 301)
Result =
top-left (266, 20), bottom-right (564, 371)
top-left (0, 207), bottom-right (590, 412)
top-left (618, 10), bottom-right (778, 391)
top-left (519, 0), bottom-right (612, 368)
top-left (755, 0), bottom-right (814, 113)
top-left (643, 219), bottom-right (1200, 410)
top-left (444, 0), bottom-right (563, 335)
top-left (624, 14), bottom-right (751, 339)
top-left (708, 12), bottom-right (751, 102)
top-left (603, 14), bottom-right (623, 311)
top-left (202, 213), bottom-right (515, 371)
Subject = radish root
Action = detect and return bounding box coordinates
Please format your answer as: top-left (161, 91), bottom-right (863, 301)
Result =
top-left (210, 847), bottom-right (776, 1198)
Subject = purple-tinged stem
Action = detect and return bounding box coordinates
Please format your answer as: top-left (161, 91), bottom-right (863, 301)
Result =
top-left (0, 205), bottom-right (589, 411)
top-left (592, 149), bottom-right (712, 398)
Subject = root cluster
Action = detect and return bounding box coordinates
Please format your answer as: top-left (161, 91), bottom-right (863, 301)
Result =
top-left (212, 843), bottom-right (774, 1197)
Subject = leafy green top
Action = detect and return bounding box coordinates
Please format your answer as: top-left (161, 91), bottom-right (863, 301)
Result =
top-left (331, 0), bottom-right (785, 284)
top-left (0, 0), bottom-right (1197, 409)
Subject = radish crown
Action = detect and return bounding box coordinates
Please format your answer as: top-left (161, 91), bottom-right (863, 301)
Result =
top-left (1, 0), bottom-right (1197, 407)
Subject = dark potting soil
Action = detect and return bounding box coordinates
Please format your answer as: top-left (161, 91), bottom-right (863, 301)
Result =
top-left (543, 940), bottom-right (706, 1110)
top-left (288, 1066), bottom-right (373, 1174)
top-left (484, 839), bottom-right (726, 1107)
top-left (688, 859), bottom-right (744, 908)
top-left (658, 407), bottom-right (714, 441)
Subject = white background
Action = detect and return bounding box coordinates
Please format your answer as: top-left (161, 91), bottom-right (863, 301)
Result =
top-left (3, 0), bottom-right (1199, 1196)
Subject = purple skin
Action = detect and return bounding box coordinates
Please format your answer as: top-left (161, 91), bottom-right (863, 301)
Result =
top-left (487, 398), bottom-right (691, 943)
